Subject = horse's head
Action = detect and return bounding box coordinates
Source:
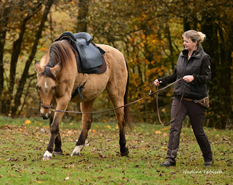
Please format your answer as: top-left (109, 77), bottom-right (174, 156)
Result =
top-left (34, 60), bottom-right (61, 119)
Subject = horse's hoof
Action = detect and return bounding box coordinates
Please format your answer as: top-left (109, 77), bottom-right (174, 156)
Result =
top-left (42, 150), bottom-right (53, 161)
top-left (121, 149), bottom-right (129, 156)
top-left (53, 151), bottom-right (63, 156)
top-left (71, 152), bottom-right (81, 156)
top-left (42, 156), bottom-right (52, 161)
top-left (71, 145), bottom-right (83, 156)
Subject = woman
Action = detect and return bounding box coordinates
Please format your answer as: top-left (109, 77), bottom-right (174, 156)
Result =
top-left (154, 30), bottom-right (213, 167)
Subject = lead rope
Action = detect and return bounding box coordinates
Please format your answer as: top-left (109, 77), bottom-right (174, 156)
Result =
top-left (155, 80), bottom-right (188, 126)
top-left (51, 79), bottom-right (183, 116)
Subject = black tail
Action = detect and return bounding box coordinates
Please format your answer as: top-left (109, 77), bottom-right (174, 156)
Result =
top-left (124, 58), bottom-right (132, 129)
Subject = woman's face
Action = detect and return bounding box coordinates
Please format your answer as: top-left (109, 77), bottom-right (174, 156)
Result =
top-left (183, 36), bottom-right (197, 51)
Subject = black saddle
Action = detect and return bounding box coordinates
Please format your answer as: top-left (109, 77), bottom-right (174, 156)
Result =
top-left (55, 31), bottom-right (106, 74)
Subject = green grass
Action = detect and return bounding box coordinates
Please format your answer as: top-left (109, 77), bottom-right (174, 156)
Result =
top-left (0, 116), bottom-right (232, 184)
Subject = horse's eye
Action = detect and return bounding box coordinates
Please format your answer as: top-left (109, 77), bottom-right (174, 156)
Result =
top-left (52, 86), bottom-right (56, 90)
top-left (36, 86), bottom-right (41, 90)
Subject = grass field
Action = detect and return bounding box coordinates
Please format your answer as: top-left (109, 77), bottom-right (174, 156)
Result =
top-left (0, 116), bottom-right (232, 185)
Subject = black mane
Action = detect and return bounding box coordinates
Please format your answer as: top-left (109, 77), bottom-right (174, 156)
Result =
top-left (42, 40), bottom-right (74, 80)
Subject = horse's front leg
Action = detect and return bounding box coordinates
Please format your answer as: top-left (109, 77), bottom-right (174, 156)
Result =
top-left (42, 114), bottom-right (63, 160)
top-left (46, 113), bottom-right (63, 156)
top-left (71, 100), bottom-right (95, 156)
top-left (42, 98), bottom-right (68, 161)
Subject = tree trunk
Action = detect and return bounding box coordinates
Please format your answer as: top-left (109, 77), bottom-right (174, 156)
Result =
top-left (6, 18), bottom-right (28, 114)
top-left (76, 0), bottom-right (90, 32)
top-left (11, 0), bottom-right (54, 117)
top-left (5, 3), bottom-right (40, 115)
top-left (0, 4), bottom-right (10, 113)
top-left (166, 24), bottom-right (175, 71)
top-left (201, 15), bottom-right (231, 129)
top-left (183, 18), bottom-right (191, 31)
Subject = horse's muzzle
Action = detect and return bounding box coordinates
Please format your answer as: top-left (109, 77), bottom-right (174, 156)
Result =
top-left (41, 112), bottom-right (51, 120)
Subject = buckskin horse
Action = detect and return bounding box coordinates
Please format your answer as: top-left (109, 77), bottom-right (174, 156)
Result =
top-left (35, 37), bottom-right (131, 160)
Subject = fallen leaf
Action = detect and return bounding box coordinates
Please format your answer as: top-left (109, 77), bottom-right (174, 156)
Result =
top-left (155, 130), bottom-right (162, 134)
top-left (40, 171), bottom-right (46, 175)
top-left (67, 130), bottom-right (72, 134)
top-left (98, 151), bottom-right (105, 158)
top-left (65, 176), bottom-right (69, 180)
top-left (24, 119), bottom-right (31, 125)
top-left (105, 125), bottom-right (111, 129)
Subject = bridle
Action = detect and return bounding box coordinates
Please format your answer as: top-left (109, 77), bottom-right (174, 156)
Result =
top-left (37, 86), bottom-right (56, 109)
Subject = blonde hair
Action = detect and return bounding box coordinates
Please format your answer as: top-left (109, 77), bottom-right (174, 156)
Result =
top-left (182, 30), bottom-right (206, 47)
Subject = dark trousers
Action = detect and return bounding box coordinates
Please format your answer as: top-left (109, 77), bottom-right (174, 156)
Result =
top-left (166, 97), bottom-right (213, 162)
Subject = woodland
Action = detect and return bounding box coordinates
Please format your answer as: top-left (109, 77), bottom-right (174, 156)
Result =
top-left (0, 0), bottom-right (233, 129)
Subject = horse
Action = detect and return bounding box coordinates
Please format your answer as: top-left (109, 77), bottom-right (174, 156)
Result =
top-left (35, 39), bottom-right (131, 160)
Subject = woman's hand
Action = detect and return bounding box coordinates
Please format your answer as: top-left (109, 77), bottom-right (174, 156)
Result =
top-left (153, 79), bottom-right (160, 86)
top-left (183, 75), bottom-right (194, 83)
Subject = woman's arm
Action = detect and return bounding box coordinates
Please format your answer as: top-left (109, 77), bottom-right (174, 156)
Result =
top-left (193, 55), bottom-right (211, 84)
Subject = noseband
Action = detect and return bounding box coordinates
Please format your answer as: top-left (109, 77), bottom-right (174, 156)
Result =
top-left (40, 99), bottom-right (54, 109)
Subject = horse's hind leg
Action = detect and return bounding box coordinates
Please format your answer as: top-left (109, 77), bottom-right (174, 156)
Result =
top-left (108, 91), bottom-right (129, 156)
top-left (114, 106), bottom-right (129, 156)
top-left (71, 100), bottom-right (94, 156)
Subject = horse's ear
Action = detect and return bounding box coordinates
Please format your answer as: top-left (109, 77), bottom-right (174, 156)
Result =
top-left (34, 60), bottom-right (43, 74)
top-left (50, 62), bottom-right (61, 77)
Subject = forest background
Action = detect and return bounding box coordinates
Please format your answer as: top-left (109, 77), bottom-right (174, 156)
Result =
top-left (0, 0), bottom-right (233, 129)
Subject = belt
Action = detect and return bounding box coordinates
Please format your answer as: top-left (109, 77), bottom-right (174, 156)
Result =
top-left (182, 97), bottom-right (198, 103)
